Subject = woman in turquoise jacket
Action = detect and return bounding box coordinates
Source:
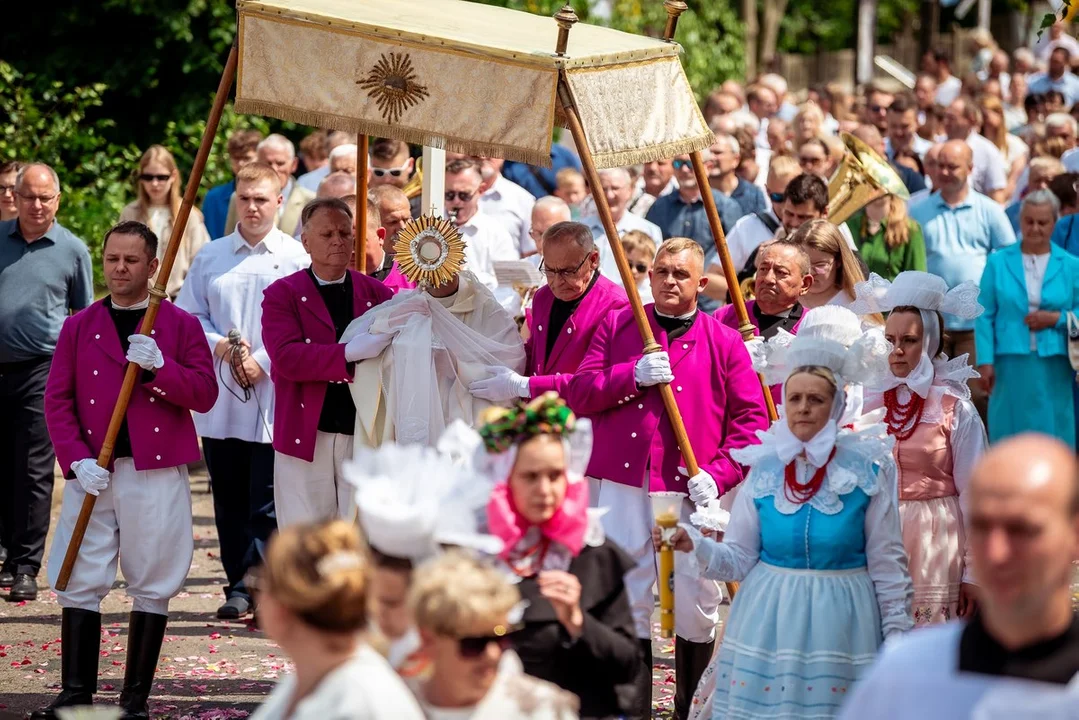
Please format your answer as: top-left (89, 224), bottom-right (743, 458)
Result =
top-left (976, 189), bottom-right (1079, 448)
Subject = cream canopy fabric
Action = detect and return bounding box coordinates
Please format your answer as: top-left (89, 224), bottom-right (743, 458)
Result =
top-left (234, 0), bottom-right (712, 167)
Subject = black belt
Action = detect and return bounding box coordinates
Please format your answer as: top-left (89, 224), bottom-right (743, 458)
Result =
top-left (0, 356), bottom-right (51, 374)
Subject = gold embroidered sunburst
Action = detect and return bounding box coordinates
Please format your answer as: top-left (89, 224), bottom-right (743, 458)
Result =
top-left (394, 215), bottom-right (465, 288)
top-left (356, 52), bottom-right (430, 124)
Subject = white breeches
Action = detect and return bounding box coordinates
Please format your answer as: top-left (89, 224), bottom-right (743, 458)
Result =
top-left (274, 431), bottom-right (354, 529)
top-left (47, 459), bottom-right (193, 616)
top-left (589, 477), bottom-right (722, 643)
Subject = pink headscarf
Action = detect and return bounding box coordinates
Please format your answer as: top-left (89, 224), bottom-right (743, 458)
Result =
top-left (486, 475), bottom-right (590, 561)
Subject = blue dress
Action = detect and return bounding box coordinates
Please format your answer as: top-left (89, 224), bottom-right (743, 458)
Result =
top-left (688, 427), bottom-right (913, 719)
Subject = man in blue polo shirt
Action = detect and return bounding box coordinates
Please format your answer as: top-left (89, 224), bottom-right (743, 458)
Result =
top-left (0, 163), bottom-right (93, 601)
top-left (646, 150), bottom-right (741, 312)
top-left (910, 140), bottom-right (1016, 421)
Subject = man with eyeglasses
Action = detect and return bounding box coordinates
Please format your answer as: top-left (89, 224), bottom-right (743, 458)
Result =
top-left (369, 139), bottom-right (423, 218)
top-left (443, 158), bottom-right (517, 290)
top-left (583, 167), bottom-right (662, 288)
top-left (646, 151), bottom-right (741, 313)
top-left (0, 164), bottom-right (93, 601)
top-left (0, 160), bottom-right (22, 222)
top-left (469, 221), bottom-right (628, 403)
top-left (175, 161), bottom-right (310, 621)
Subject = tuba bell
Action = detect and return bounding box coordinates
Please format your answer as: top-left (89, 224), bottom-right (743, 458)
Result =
top-left (827, 132), bottom-right (910, 226)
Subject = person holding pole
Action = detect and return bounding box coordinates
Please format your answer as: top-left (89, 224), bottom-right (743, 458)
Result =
top-left (659, 306), bottom-right (912, 720)
top-left (175, 161), bottom-right (310, 621)
top-left (38, 220), bottom-right (218, 720)
top-left (261, 197), bottom-right (394, 528)
top-left (561, 238), bottom-right (769, 719)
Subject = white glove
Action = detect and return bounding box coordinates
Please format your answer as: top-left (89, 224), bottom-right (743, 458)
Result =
top-left (469, 367), bottom-right (531, 402)
top-left (126, 335), bottom-right (164, 371)
top-left (71, 459), bottom-right (110, 496)
top-left (634, 352), bottom-right (673, 387)
top-left (344, 331), bottom-right (392, 362)
top-left (679, 466), bottom-right (718, 506)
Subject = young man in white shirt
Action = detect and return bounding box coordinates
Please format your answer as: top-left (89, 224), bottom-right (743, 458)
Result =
top-left (444, 159), bottom-right (517, 290)
top-left (175, 162), bottom-right (310, 620)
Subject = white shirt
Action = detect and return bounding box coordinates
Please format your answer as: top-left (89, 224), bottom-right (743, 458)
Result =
top-left (479, 174), bottom-right (536, 256)
top-left (718, 210), bottom-right (780, 273)
top-left (251, 644), bottom-right (424, 720)
top-left (964, 132), bottom-right (1009, 195)
top-left (1004, 133), bottom-right (1029, 167)
top-left (935, 75), bottom-right (963, 107)
top-left (174, 227), bottom-right (310, 443)
top-left (1024, 251), bottom-right (1051, 351)
top-left (457, 211), bottom-right (518, 290)
top-left (583, 211), bottom-right (663, 287)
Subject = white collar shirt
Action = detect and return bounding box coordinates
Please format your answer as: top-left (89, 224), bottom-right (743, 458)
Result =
top-left (174, 227), bottom-right (311, 442)
top-left (457, 211), bottom-right (519, 291)
top-left (479, 174), bottom-right (536, 256)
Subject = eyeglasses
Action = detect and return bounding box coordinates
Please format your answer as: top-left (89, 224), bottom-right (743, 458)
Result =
top-left (372, 162), bottom-right (411, 178)
top-left (539, 254), bottom-right (591, 279)
top-left (139, 173), bottom-right (171, 183)
top-left (768, 192), bottom-right (786, 204)
top-left (17, 192), bottom-right (58, 205)
top-left (456, 633), bottom-right (513, 658)
top-left (0, 184), bottom-right (14, 195)
top-left (671, 159), bottom-right (693, 171)
top-left (445, 190), bottom-right (474, 202)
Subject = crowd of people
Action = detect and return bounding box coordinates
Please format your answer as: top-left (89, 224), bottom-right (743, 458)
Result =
top-left (2, 21), bottom-right (1079, 720)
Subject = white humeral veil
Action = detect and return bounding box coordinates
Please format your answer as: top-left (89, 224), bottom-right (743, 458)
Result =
top-left (343, 271), bottom-right (525, 449)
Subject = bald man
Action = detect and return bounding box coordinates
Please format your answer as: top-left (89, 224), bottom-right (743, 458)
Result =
top-left (911, 140), bottom-right (1016, 421)
top-left (315, 171), bottom-right (357, 200)
top-left (907, 143), bottom-right (943, 207)
top-left (528, 195), bottom-right (571, 263)
top-left (943, 97), bottom-right (1008, 203)
top-left (368, 185), bottom-right (412, 257)
top-left (839, 434), bottom-right (1079, 718)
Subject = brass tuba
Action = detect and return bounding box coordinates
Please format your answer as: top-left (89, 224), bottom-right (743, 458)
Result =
top-left (827, 132), bottom-right (910, 226)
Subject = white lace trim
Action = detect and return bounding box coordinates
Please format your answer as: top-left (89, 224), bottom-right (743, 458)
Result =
top-left (865, 354), bottom-right (978, 429)
top-left (731, 424), bottom-right (895, 516)
top-left (850, 272), bottom-right (984, 319)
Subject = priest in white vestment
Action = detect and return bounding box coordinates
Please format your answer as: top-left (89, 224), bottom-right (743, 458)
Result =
top-left (343, 269), bottom-right (524, 449)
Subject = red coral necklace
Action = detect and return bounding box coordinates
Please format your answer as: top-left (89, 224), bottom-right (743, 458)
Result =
top-left (883, 387), bottom-right (925, 441)
top-left (784, 447), bottom-right (837, 504)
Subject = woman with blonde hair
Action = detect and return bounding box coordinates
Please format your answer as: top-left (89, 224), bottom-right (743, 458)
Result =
top-left (250, 520), bottom-right (423, 720)
top-left (790, 219), bottom-right (881, 323)
top-left (978, 95), bottom-right (1028, 199)
top-left (119, 144), bottom-right (210, 298)
top-left (409, 551), bottom-right (579, 719)
top-left (792, 103), bottom-right (825, 150)
top-left (844, 195), bottom-right (927, 281)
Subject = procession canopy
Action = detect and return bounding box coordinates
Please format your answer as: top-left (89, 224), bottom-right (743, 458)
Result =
top-left (234, 0), bottom-right (713, 168)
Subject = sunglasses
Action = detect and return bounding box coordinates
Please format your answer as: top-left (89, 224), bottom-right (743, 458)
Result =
top-left (371, 163), bottom-right (410, 178)
top-left (671, 159), bottom-right (692, 171)
top-left (457, 633), bottom-right (513, 658)
top-left (139, 173), bottom-right (171, 183)
top-left (868, 104), bottom-right (890, 114)
top-left (445, 190), bottom-right (474, 202)
top-left (769, 192), bottom-right (786, 204)
top-left (632, 262), bottom-right (649, 274)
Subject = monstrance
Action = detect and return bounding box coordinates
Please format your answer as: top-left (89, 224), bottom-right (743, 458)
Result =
top-left (393, 215), bottom-right (466, 288)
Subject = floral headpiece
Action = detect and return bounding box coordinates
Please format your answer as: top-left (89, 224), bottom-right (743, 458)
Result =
top-left (478, 392), bottom-right (576, 454)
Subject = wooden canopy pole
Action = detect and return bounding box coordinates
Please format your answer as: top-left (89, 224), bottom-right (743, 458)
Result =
top-left (357, 134), bottom-right (369, 274)
top-left (55, 43), bottom-right (240, 591)
top-left (554, 7), bottom-right (701, 477)
top-left (663, 3), bottom-right (778, 423)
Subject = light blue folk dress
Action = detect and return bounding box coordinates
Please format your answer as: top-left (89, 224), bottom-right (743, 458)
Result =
top-left (685, 426), bottom-right (914, 719)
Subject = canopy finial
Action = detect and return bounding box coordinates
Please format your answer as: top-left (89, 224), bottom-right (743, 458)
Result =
top-left (662, 0), bottom-right (688, 43)
top-left (554, 4), bottom-right (579, 57)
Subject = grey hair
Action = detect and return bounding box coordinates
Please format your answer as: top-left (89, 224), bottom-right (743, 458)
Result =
top-left (533, 195), bottom-right (571, 220)
top-left (329, 143), bottom-right (358, 161)
top-left (316, 171), bottom-right (358, 199)
top-left (1021, 188), bottom-right (1061, 222)
top-left (1046, 113), bottom-right (1078, 136)
top-left (598, 166), bottom-right (632, 184)
top-left (542, 221), bottom-right (595, 253)
top-left (713, 133), bottom-right (740, 155)
top-left (301, 197), bottom-right (353, 228)
top-left (258, 133), bottom-right (296, 159)
top-left (15, 163), bottom-right (61, 194)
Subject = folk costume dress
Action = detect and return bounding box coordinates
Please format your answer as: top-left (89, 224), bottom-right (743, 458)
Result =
top-left (853, 272), bottom-right (988, 626)
top-left (685, 306), bottom-right (914, 720)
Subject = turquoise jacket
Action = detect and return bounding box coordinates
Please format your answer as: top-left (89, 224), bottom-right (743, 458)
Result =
top-left (976, 243), bottom-right (1079, 364)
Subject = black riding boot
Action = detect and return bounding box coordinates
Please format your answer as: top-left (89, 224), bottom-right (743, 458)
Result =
top-left (674, 636), bottom-right (715, 720)
top-left (30, 608), bottom-right (102, 719)
top-left (118, 611), bottom-right (168, 720)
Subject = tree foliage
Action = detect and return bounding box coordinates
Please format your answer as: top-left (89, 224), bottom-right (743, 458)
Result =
top-left (777, 0), bottom-right (921, 55)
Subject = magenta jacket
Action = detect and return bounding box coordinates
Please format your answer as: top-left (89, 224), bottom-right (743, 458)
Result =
top-left (714, 299), bottom-right (803, 405)
top-left (261, 269), bottom-right (394, 461)
top-left (45, 299), bottom-right (218, 474)
top-left (525, 276), bottom-right (628, 398)
top-left (563, 305), bottom-right (768, 495)
top-left (380, 261), bottom-right (416, 294)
